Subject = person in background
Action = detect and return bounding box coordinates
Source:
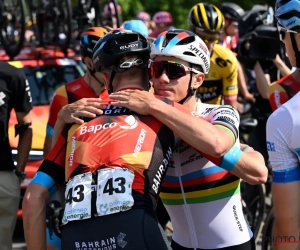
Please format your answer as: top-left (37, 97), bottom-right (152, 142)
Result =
top-left (267, 0), bottom-right (300, 249)
top-left (149, 11), bottom-right (173, 38)
top-left (220, 2), bottom-right (255, 103)
top-left (0, 62), bottom-right (33, 250)
top-left (103, 2), bottom-right (122, 28)
top-left (136, 11), bottom-right (155, 35)
top-left (123, 19), bottom-right (149, 38)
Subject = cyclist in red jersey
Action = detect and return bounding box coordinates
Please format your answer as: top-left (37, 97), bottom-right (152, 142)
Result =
top-left (43, 26), bottom-right (111, 157)
top-left (23, 30), bottom-right (265, 250)
top-left (42, 26), bottom-right (111, 250)
top-left (268, 68), bottom-right (300, 111)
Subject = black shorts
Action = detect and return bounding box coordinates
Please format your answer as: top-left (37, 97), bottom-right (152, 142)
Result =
top-left (171, 237), bottom-right (256, 250)
top-left (61, 208), bottom-right (172, 250)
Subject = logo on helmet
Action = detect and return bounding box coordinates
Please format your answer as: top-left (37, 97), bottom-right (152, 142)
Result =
top-left (286, 20), bottom-right (295, 27)
top-left (120, 43), bottom-right (139, 50)
top-left (188, 45), bottom-right (209, 72)
top-left (93, 56), bottom-right (99, 64)
top-left (199, 42), bottom-right (209, 54)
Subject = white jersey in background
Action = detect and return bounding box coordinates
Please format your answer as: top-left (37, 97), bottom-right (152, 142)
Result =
top-left (160, 103), bottom-right (253, 249)
top-left (267, 91), bottom-right (300, 183)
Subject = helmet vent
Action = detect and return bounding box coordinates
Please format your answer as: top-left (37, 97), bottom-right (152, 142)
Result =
top-left (183, 51), bottom-right (196, 57)
top-left (279, 10), bottom-right (300, 20)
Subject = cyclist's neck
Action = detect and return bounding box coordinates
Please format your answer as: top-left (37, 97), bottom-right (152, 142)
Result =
top-left (182, 95), bottom-right (198, 110)
top-left (84, 73), bottom-right (106, 96)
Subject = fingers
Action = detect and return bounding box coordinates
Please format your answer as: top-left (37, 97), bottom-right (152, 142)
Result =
top-left (73, 110), bottom-right (98, 119)
top-left (86, 98), bottom-right (102, 103)
top-left (110, 101), bottom-right (128, 106)
top-left (70, 116), bottom-right (85, 124)
top-left (109, 94), bottom-right (130, 101)
top-left (77, 106), bottom-right (103, 115)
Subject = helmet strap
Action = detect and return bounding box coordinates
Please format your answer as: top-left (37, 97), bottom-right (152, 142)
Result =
top-left (108, 69), bottom-right (117, 94)
top-left (178, 70), bottom-right (195, 104)
top-left (290, 33), bottom-right (300, 70)
top-left (87, 67), bottom-right (105, 87)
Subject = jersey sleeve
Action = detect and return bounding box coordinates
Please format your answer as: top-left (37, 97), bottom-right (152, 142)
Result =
top-left (268, 82), bottom-right (289, 112)
top-left (47, 86), bottom-right (68, 137)
top-left (35, 129), bottom-right (67, 186)
top-left (12, 69), bottom-right (32, 112)
top-left (222, 51), bottom-right (238, 103)
top-left (266, 107), bottom-right (300, 183)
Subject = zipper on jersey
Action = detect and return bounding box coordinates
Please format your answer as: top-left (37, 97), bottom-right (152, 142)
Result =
top-left (174, 151), bottom-right (198, 250)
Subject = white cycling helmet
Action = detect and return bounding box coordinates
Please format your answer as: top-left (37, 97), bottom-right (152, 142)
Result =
top-left (151, 29), bottom-right (210, 74)
top-left (150, 29), bottom-right (210, 104)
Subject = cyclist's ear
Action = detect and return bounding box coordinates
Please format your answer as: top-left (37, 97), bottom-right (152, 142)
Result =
top-left (192, 72), bottom-right (205, 89)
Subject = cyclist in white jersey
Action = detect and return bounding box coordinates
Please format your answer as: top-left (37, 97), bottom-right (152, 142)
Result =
top-left (105, 30), bottom-right (267, 250)
top-left (56, 29), bottom-right (267, 250)
top-left (266, 1), bottom-right (300, 249)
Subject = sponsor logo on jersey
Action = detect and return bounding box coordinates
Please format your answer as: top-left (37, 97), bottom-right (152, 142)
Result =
top-left (226, 85), bottom-right (238, 91)
top-left (133, 128), bottom-right (147, 158)
top-left (74, 232), bottom-right (127, 250)
top-left (79, 116), bottom-right (138, 135)
top-left (70, 85), bottom-right (81, 91)
top-left (69, 136), bottom-right (76, 166)
top-left (80, 122), bottom-right (118, 135)
top-left (152, 147), bottom-right (172, 194)
top-left (119, 115), bottom-right (138, 130)
top-left (274, 90), bottom-right (281, 108)
top-left (233, 205), bottom-right (243, 232)
top-left (104, 104), bottom-right (133, 115)
top-left (267, 141), bottom-right (276, 152)
top-left (0, 92), bottom-right (6, 106)
top-left (181, 153), bottom-right (204, 167)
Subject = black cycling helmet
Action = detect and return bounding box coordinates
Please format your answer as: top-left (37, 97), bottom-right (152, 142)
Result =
top-left (188, 3), bottom-right (224, 34)
top-left (220, 2), bottom-right (245, 22)
top-left (80, 26), bottom-right (113, 59)
top-left (92, 30), bottom-right (150, 92)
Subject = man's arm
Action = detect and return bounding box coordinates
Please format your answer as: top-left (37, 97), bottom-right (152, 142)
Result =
top-left (272, 54), bottom-right (292, 77)
top-left (254, 61), bottom-right (271, 99)
top-left (13, 70), bottom-right (33, 172)
top-left (23, 183), bottom-right (49, 250)
top-left (43, 86), bottom-right (68, 157)
top-left (267, 108), bottom-right (300, 250)
top-left (237, 62), bottom-right (255, 102)
top-left (15, 112), bottom-right (32, 172)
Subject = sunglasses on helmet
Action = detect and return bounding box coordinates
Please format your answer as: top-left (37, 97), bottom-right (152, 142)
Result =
top-left (277, 24), bottom-right (298, 41)
top-left (115, 59), bottom-right (145, 73)
top-left (149, 60), bottom-right (201, 80)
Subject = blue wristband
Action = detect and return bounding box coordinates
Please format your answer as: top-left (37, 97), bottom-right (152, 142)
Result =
top-left (220, 146), bottom-right (243, 172)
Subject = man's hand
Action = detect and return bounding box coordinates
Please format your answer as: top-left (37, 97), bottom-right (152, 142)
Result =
top-left (109, 90), bottom-right (156, 115)
top-left (57, 98), bottom-right (105, 124)
top-left (243, 92), bottom-right (255, 103)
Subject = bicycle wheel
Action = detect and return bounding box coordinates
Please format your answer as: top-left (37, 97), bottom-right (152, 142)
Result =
top-left (241, 181), bottom-right (266, 243)
top-left (261, 207), bottom-right (275, 250)
top-left (0, 0), bottom-right (26, 59)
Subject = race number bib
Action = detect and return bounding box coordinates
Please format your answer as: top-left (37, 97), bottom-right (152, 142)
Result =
top-left (62, 173), bottom-right (92, 225)
top-left (96, 167), bottom-right (134, 216)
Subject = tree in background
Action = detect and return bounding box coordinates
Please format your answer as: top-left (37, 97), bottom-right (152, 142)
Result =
top-left (118, 0), bottom-right (276, 29)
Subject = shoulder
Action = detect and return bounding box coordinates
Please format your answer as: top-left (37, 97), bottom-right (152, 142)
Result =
top-left (195, 103), bottom-right (239, 124)
top-left (212, 44), bottom-right (237, 65)
top-left (0, 62), bottom-right (26, 82)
